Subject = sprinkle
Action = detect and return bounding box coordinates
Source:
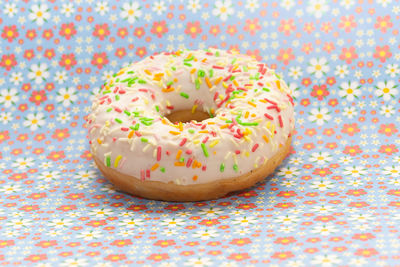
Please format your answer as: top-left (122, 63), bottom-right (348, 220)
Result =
top-left (191, 105), bottom-right (198, 114)
top-left (262, 135), bottom-right (269, 143)
top-left (169, 131), bottom-right (181, 135)
top-left (186, 149), bottom-right (192, 154)
top-left (209, 69), bottom-right (214, 78)
top-left (162, 87), bottom-right (175, 92)
top-left (252, 143), bottom-right (259, 152)
top-left (214, 77), bottom-right (222, 85)
top-left (114, 155), bottom-right (122, 168)
top-left (114, 107), bottom-right (122, 113)
top-left (186, 158), bottom-right (193, 167)
top-left (248, 101), bottom-right (256, 108)
top-left (174, 161), bottom-right (185, 166)
top-left (115, 118), bottom-right (123, 124)
top-left (138, 79), bottom-right (146, 84)
top-left (124, 110), bottom-right (131, 116)
top-left (140, 170), bottom-right (145, 180)
top-left (141, 137), bottom-right (148, 143)
top-left (179, 138), bottom-right (187, 146)
top-left (195, 78), bottom-right (201, 89)
top-left (131, 97), bottom-right (139, 102)
top-left (209, 139), bottom-right (219, 147)
top-left (106, 155), bottom-right (111, 167)
top-left (179, 157), bottom-right (185, 163)
top-left (278, 115), bottom-right (283, 128)
top-left (233, 164), bottom-right (239, 172)
top-left (157, 146), bottom-right (162, 161)
top-left (205, 77), bottom-right (212, 88)
top-left (151, 163), bottom-right (159, 171)
top-left (180, 92), bottom-right (189, 99)
top-left (201, 143), bottom-right (209, 157)
top-left (120, 127), bottom-right (129, 131)
top-left (220, 163), bottom-right (225, 172)
top-left (265, 98), bottom-right (278, 105)
top-left (202, 136), bottom-right (209, 143)
top-left (176, 150), bottom-right (182, 160)
top-left (128, 131), bottom-right (135, 138)
top-left (160, 167), bottom-right (166, 172)
top-left (188, 129), bottom-right (195, 134)
top-left (155, 105), bottom-right (160, 112)
top-left (192, 175), bottom-right (198, 181)
top-left (184, 62), bottom-right (192, 67)
top-left (198, 69), bottom-right (205, 77)
top-left (212, 65), bottom-right (224, 69)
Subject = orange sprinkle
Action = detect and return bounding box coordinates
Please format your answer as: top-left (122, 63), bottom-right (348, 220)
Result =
top-left (233, 80), bottom-right (239, 87)
top-left (259, 99), bottom-right (267, 103)
top-left (154, 73), bottom-right (164, 77)
top-left (202, 58), bottom-right (207, 63)
top-left (207, 121), bottom-right (215, 125)
top-left (245, 111), bottom-right (249, 119)
top-left (128, 131), bottom-right (135, 138)
top-left (248, 101), bottom-right (256, 107)
top-left (192, 175), bottom-right (198, 181)
top-left (151, 163), bottom-right (159, 171)
top-left (199, 130), bottom-right (209, 133)
top-left (176, 150), bottom-right (182, 160)
top-left (179, 122), bottom-right (183, 131)
top-left (174, 161), bottom-right (185, 167)
top-left (205, 77), bottom-right (212, 88)
top-left (169, 131), bottom-right (181, 135)
top-left (97, 139), bottom-right (102, 144)
top-left (214, 77), bottom-right (222, 85)
top-left (276, 80), bottom-right (281, 90)
top-left (220, 124), bottom-right (229, 129)
top-left (262, 135), bottom-right (269, 143)
top-left (162, 87), bottom-right (175, 92)
top-left (144, 69), bottom-right (152, 75)
top-left (153, 76), bottom-right (162, 81)
top-left (190, 68), bottom-right (197, 74)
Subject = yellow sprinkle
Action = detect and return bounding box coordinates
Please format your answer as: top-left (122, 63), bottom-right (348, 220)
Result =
top-left (162, 87), bottom-right (175, 92)
top-left (214, 77), bottom-right (222, 85)
top-left (276, 80), bottom-right (281, 90)
top-left (179, 122), bottom-right (183, 131)
top-left (219, 95), bottom-right (224, 100)
top-left (165, 69), bottom-right (172, 76)
top-left (176, 150), bottom-right (182, 160)
top-left (245, 151), bottom-right (250, 157)
top-left (144, 69), bottom-right (152, 75)
top-left (97, 139), bottom-right (102, 144)
top-left (233, 80), bottom-right (239, 87)
top-left (222, 82), bottom-right (228, 88)
top-left (209, 140), bottom-right (219, 148)
top-left (220, 124), bottom-right (229, 129)
top-left (191, 104), bottom-right (198, 114)
top-left (169, 131), bottom-right (181, 135)
top-left (205, 77), bottom-right (212, 88)
top-left (190, 68), bottom-right (197, 74)
top-left (151, 163), bottom-right (159, 171)
top-left (193, 140), bottom-right (200, 144)
top-left (199, 130), bottom-right (209, 133)
top-left (263, 135), bottom-right (269, 143)
top-left (114, 155), bottom-right (122, 168)
top-left (259, 99), bottom-right (267, 103)
top-left (244, 136), bottom-right (250, 142)
top-left (248, 101), bottom-right (256, 107)
top-left (244, 111), bottom-right (249, 119)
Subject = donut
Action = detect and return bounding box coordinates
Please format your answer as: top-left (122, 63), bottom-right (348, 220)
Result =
top-left (87, 48), bottom-right (295, 201)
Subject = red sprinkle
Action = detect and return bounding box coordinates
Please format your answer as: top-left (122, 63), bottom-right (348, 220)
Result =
top-left (157, 146), bottom-right (162, 161)
top-left (264, 113), bottom-right (274, 120)
top-left (135, 131), bottom-right (142, 137)
top-left (223, 74), bottom-right (232, 82)
top-left (114, 107), bottom-right (122, 113)
top-left (166, 105), bottom-right (174, 110)
top-left (120, 127), bottom-right (129, 131)
top-left (119, 89), bottom-right (126, 94)
top-left (278, 115), bottom-right (283, 128)
top-left (212, 65), bottom-right (224, 69)
top-left (202, 136), bottom-right (209, 143)
top-left (146, 169), bottom-right (150, 178)
top-left (202, 165), bottom-right (207, 171)
top-left (267, 105), bottom-right (281, 112)
top-left (140, 170), bottom-right (145, 181)
top-left (186, 149), bottom-right (192, 155)
top-left (252, 143), bottom-right (259, 152)
top-left (265, 98), bottom-right (278, 105)
top-left (257, 82), bottom-right (264, 86)
top-left (213, 92), bottom-right (219, 101)
top-left (179, 138), bottom-right (187, 146)
top-left (186, 158), bottom-right (193, 168)
top-left (235, 150), bottom-right (241, 154)
top-left (139, 88), bottom-right (148, 92)
top-left (131, 97), bottom-right (139, 102)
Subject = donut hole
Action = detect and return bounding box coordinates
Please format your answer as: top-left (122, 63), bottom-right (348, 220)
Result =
top-left (165, 109), bottom-right (211, 123)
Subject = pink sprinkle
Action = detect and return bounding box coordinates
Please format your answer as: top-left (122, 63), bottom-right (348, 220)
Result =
top-left (140, 170), bottom-right (145, 180)
top-left (131, 97), bottom-right (139, 102)
top-left (135, 132), bottom-right (142, 137)
top-left (287, 93), bottom-right (294, 106)
top-left (146, 169), bottom-right (150, 178)
top-left (252, 143), bottom-right (259, 152)
top-left (235, 150), bottom-right (241, 154)
top-left (119, 89), bottom-right (126, 94)
top-left (166, 150), bottom-right (170, 156)
top-left (113, 137), bottom-right (117, 142)
top-left (139, 88), bottom-right (148, 92)
top-left (107, 98), bottom-right (112, 104)
top-left (278, 115), bottom-right (283, 128)
top-left (157, 146), bottom-right (162, 161)
top-left (151, 94), bottom-right (155, 100)
top-left (179, 138), bottom-right (187, 146)
top-left (202, 165), bottom-right (207, 171)
top-left (186, 149), bottom-right (192, 155)
top-left (113, 87), bottom-right (119, 93)
top-left (120, 127), bottom-right (129, 131)
top-left (212, 65), bottom-right (224, 69)
top-left (114, 107), bottom-right (122, 113)
top-left (260, 68), bottom-right (266, 75)
top-left (99, 95), bottom-right (109, 100)
top-left (99, 100), bottom-right (105, 105)
top-left (186, 158), bottom-right (193, 168)
top-left (202, 136), bottom-right (209, 143)
top-left (264, 113), bottom-right (274, 120)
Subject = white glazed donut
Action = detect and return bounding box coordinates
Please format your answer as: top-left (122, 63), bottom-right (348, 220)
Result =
top-left (87, 48), bottom-right (295, 201)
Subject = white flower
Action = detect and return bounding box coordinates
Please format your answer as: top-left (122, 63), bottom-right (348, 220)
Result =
top-left (10, 72), bottom-right (23, 85)
top-left (377, 0), bottom-right (392, 7)
top-left (309, 152), bottom-right (332, 165)
top-left (5, 218), bottom-right (32, 228)
top-left (231, 216), bottom-right (257, 226)
top-left (23, 112), bottom-right (45, 130)
top-left (89, 208), bottom-right (114, 217)
top-left (334, 64), bottom-right (349, 78)
top-left (60, 258), bottom-right (88, 267)
top-left (245, 0), bottom-right (259, 12)
top-left (152, 1), bottom-right (166, 15)
top-left (338, 81), bottom-right (362, 101)
top-left (56, 87), bottom-right (77, 107)
top-left (120, 2), bottom-right (142, 23)
top-left (95, 2), bottom-right (109, 15)
top-left (39, 162), bottom-right (54, 169)
top-left (28, 63), bottom-right (49, 84)
top-left (0, 184), bottom-right (22, 194)
top-left (184, 257), bottom-right (214, 267)
top-left (54, 70), bottom-right (68, 84)
top-left (311, 223), bottom-right (338, 235)
top-left (47, 218), bottom-right (73, 228)
top-left (340, 0), bottom-right (355, 9)
top-left (348, 213), bottom-right (374, 222)
top-left (187, 0), bottom-right (201, 13)
top-left (28, 4), bottom-right (51, 25)
top-left (385, 63), bottom-right (400, 77)
top-left (342, 106), bottom-right (358, 119)
top-left (310, 205), bottom-right (336, 214)
top-left (375, 80), bottom-right (398, 101)
top-left (192, 229), bottom-right (219, 240)
top-left (311, 254), bottom-right (342, 267)
top-left (347, 180), bottom-right (364, 187)
top-left (306, 0), bottom-right (329, 18)
top-left (76, 230), bottom-right (103, 241)
top-left (307, 57), bottom-right (329, 78)
top-left (0, 112), bottom-right (12, 124)
top-left (60, 3), bottom-right (74, 17)
top-left (56, 112), bottom-right (71, 124)
top-left (4, 3), bottom-right (17, 17)
top-left (343, 166), bottom-right (367, 177)
top-left (160, 218), bottom-right (186, 227)
top-left (288, 83), bottom-right (300, 99)
top-left (308, 107), bottom-right (331, 125)
top-left (339, 156), bottom-right (353, 164)
top-left (74, 170), bottom-right (97, 181)
top-left (288, 157), bottom-right (303, 165)
top-left (198, 207), bottom-right (223, 217)
top-left (288, 66), bottom-right (303, 80)
top-left (273, 215), bottom-right (300, 224)
top-left (38, 171), bottom-right (61, 182)
top-left (212, 0), bottom-right (234, 21)
top-left (12, 157), bottom-right (34, 170)
top-left (380, 104), bottom-right (395, 117)
top-left (277, 166), bottom-right (300, 178)
top-left (278, 226), bottom-right (295, 233)
top-left (349, 258), bottom-right (368, 266)
top-left (280, 180), bottom-right (297, 187)
top-left (388, 178), bottom-right (400, 186)
top-left (383, 166), bottom-right (400, 177)
top-left (0, 88), bottom-right (19, 108)
top-left (161, 229), bottom-right (178, 236)
top-left (310, 180), bottom-right (335, 191)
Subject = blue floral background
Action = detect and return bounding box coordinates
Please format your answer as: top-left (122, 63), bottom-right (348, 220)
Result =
top-left (0, 0), bottom-right (400, 266)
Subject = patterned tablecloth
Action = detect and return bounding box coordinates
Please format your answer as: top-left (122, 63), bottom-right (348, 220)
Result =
top-left (0, 0), bottom-right (400, 266)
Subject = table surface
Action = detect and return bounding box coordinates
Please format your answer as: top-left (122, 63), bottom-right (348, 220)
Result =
top-left (0, 0), bottom-right (400, 266)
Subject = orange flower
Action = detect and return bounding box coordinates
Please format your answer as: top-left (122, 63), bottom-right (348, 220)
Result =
top-left (375, 15), bottom-right (393, 33)
top-left (271, 251), bottom-right (295, 260)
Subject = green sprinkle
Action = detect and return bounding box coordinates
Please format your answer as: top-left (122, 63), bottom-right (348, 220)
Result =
top-left (134, 124), bottom-right (140, 131)
top-left (127, 71), bottom-right (135, 74)
top-left (220, 163), bottom-right (225, 172)
top-left (195, 78), bottom-right (200, 89)
top-left (155, 105), bottom-right (160, 112)
top-left (115, 78), bottom-right (120, 82)
top-left (171, 66), bottom-right (176, 71)
top-left (209, 69), bottom-right (214, 78)
top-left (124, 110), bottom-right (131, 116)
top-left (184, 55), bottom-right (194, 61)
top-left (255, 72), bottom-right (260, 80)
top-left (115, 95), bottom-right (120, 101)
top-left (129, 126), bottom-right (135, 130)
top-left (233, 164), bottom-right (239, 172)
top-left (141, 138), bottom-right (148, 143)
top-left (138, 79), bottom-right (146, 84)
top-left (215, 51), bottom-right (220, 57)
top-left (140, 117), bottom-right (154, 126)
top-left (115, 118), bottom-right (123, 124)
top-left (179, 157), bottom-right (185, 163)
top-left (231, 58), bottom-right (237, 65)
top-left (230, 75), bottom-right (235, 81)
top-left (188, 129), bottom-right (195, 134)
top-left (160, 167), bottom-right (166, 173)
top-left (180, 92), bottom-right (189, 99)
top-left (275, 73), bottom-right (281, 79)
top-left (243, 65), bottom-right (248, 72)
top-left (102, 90), bottom-right (111, 94)
top-left (166, 81), bottom-right (173, 87)
top-left (198, 70), bottom-right (205, 77)
top-left (263, 87), bottom-right (270, 92)
top-left (106, 108), bottom-right (112, 112)
top-left (236, 116), bottom-right (259, 126)
top-left (121, 78), bottom-right (131, 82)
top-left (201, 143), bottom-right (209, 157)
top-left (112, 73), bottom-right (117, 77)
top-left (133, 111), bottom-right (140, 117)
top-left (184, 62), bottom-right (192, 67)
top-left (106, 156), bottom-right (111, 167)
